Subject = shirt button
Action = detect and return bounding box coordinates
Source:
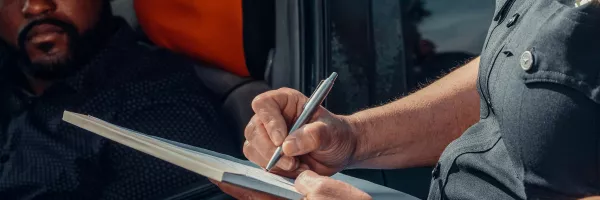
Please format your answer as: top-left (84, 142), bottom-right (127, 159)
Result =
top-left (520, 51), bottom-right (534, 71)
top-left (432, 162), bottom-right (441, 179)
top-left (0, 154), bottom-right (9, 163)
top-left (506, 13), bottom-right (520, 27)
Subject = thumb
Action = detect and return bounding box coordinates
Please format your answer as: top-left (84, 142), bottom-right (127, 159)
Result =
top-left (294, 170), bottom-right (322, 195)
top-left (295, 171), bottom-right (373, 200)
top-left (282, 122), bottom-right (331, 156)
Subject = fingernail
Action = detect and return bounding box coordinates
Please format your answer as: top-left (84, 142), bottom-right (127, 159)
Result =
top-left (281, 157), bottom-right (295, 171)
top-left (282, 139), bottom-right (298, 156)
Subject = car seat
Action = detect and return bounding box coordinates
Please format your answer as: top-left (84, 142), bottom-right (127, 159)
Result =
top-left (111, 0), bottom-right (274, 199)
top-left (112, 0), bottom-right (274, 145)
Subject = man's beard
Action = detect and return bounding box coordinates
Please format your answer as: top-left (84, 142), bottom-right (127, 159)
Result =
top-left (6, 17), bottom-right (106, 82)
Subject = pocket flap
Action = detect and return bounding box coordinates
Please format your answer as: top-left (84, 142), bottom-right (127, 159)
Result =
top-left (520, 7), bottom-right (600, 104)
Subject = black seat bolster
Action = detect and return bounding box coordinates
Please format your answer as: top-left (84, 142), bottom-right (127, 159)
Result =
top-left (193, 65), bottom-right (271, 145)
top-left (222, 80), bottom-right (271, 143)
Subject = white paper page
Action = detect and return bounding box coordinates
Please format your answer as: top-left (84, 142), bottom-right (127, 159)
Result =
top-left (87, 115), bottom-right (238, 174)
top-left (139, 129), bottom-right (298, 192)
top-left (89, 115), bottom-right (297, 192)
top-left (62, 112), bottom-right (227, 181)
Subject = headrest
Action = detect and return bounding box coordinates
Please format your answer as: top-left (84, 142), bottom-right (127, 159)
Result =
top-left (134, 0), bottom-right (250, 77)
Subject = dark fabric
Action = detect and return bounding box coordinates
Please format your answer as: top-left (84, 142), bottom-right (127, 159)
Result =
top-left (428, 0), bottom-right (600, 199)
top-left (242, 0), bottom-right (275, 80)
top-left (0, 19), bottom-right (241, 200)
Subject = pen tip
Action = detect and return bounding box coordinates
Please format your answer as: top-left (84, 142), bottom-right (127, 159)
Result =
top-left (265, 163), bottom-right (274, 171)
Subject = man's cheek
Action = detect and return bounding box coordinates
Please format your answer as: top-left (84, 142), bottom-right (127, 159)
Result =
top-left (0, 19), bottom-right (25, 48)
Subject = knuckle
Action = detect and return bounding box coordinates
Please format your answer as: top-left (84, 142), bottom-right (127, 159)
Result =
top-left (244, 120), bottom-right (256, 139)
top-left (245, 116), bottom-right (266, 141)
top-left (243, 143), bottom-right (260, 163)
top-left (252, 93), bottom-right (271, 108)
top-left (256, 108), bottom-right (274, 122)
top-left (280, 87), bottom-right (300, 95)
top-left (242, 142), bottom-right (251, 157)
top-left (285, 90), bottom-right (304, 101)
top-left (265, 120), bottom-right (281, 131)
top-left (245, 127), bottom-right (258, 142)
top-left (251, 95), bottom-right (263, 105)
top-left (277, 87), bottom-right (294, 93)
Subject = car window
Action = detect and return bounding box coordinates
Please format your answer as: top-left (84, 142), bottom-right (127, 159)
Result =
top-left (419, 0), bottom-right (495, 55)
top-left (320, 0), bottom-right (495, 199)
top-left (407, 0), bottom-right (494, 90)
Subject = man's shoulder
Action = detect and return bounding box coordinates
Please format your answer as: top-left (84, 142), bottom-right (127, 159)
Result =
top-left (109, 43), bottom-right (208, 92)
top-left (98, 42), bottom-right (222, 109)
top-left (117, 42), bottom-right (197, 81)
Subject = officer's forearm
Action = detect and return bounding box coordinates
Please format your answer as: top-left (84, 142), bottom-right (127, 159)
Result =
top-left (347, 57), bottom-right (481, 169)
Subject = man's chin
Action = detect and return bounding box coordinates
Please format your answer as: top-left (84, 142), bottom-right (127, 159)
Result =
top-left (25, 56), bottom-right (79, 81)
top-left (29, 52), bottom-right (71, 68)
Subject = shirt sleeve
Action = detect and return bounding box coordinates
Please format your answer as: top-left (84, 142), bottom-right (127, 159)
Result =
top-left (98, 90), bottom-right (242, 200)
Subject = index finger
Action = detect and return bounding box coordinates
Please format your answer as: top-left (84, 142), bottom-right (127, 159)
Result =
top-left (251, 90), bottom-right (295, 146)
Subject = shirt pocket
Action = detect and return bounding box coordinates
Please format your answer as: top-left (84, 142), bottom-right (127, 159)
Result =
top-left (520, 3), bottom-right (600, 104)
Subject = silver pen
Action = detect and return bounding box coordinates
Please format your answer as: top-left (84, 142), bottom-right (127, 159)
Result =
top-left (265, 72), bottom-right (338, 171)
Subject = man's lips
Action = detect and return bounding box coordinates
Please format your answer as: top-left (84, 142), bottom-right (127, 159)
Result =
top-left (26, 24), bottom-right (65, 41)
top-left (29, 32), bottom-right (64, 45)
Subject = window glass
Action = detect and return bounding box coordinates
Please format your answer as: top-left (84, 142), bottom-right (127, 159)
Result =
top-left (322, 0), bottom-right (495, 199)
top-left (419, 0), bottom-right (495, 54)
top-left (326, 0), bottom-right (374, 115)
top-left (407, 0), bottom-right (495, 90)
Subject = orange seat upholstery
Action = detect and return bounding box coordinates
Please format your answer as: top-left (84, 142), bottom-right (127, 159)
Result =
top-left (134, 0), bottom-right (250, 77)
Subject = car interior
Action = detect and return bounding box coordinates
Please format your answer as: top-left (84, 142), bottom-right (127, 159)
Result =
top-left (114, 0), bottom-right (275, 147)
top-left (111, 0), bottom-right (278, 199)
top-left (110, 0), bottom-right (489, 199)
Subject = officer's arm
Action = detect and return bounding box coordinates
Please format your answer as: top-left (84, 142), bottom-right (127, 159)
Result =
top-left (350, 57), bottom-right (480, 169)
top-left (581, 197), bottom-right (600, 200)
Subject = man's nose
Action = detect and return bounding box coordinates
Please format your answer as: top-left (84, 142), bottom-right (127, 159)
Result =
top-left (22, 0), bottom-right (56, 18)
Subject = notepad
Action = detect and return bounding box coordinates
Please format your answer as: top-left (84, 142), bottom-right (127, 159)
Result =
top-left (62, 111), bottom-right (419, 200)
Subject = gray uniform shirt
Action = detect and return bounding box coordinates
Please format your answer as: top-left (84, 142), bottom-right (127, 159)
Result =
top-left (428, 0), bottom-right (600, 199)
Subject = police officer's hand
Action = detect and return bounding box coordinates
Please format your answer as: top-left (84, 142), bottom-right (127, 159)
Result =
top-left (580, 197), bottom-right (600, 200)
top-left (245, 88), bottom-right (359, 177)
top-left (294, 170), bottom-right (372, 200)
top-left (211, 170), bottom-right (372, 200)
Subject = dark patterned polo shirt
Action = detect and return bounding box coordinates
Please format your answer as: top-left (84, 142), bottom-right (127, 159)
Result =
top-left (0, 18), bottom-right (241, 200)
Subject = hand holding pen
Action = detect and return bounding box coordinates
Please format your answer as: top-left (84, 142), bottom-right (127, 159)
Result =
top-left (265, 72), bottom-right (338, 171)
top-left (243, 72), bottom-right (360, 177)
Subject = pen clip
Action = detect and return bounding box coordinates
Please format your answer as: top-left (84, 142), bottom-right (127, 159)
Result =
top-left (303, 80), bottom-right (324, 109)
